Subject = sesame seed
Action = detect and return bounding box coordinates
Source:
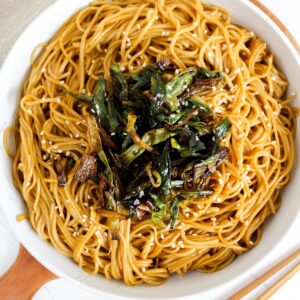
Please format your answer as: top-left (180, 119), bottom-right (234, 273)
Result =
top-left (142, 267), bottom-right (146, 272)
top-left (171, 243), bottom-right (176, 248)
top-left (57, 149), bottom-right (63, 153)
top-left (66, 199), bottom-right (70, 203)
top-left (193, 22), bottom-right (199, 26)
top-left (41, 67), bottom-right (46, 73)
top-left (43, 154), bottom-right (47, 160)
top-left (41, 97), bottom-right (46, 103)
top-left (212, 86), bottom-right (217, 92)
top-left (208, 52), bottom-right (214, 58)
top-left (230, 43), bottom-right (235, 48)
top-left (120, 65), bottom-right (125, 71)
top-left (155, 16), bottom-right (159, 20)
top-left (65, 120), bottom-right (70, 124)
top-left (192, 33), bottom-right (197, 38)
top-left (225, 68), bottom-right (229, 74)
top-left (75, 134), bottom-right (80, 138)
top-left (66, 151), bottom-right (70, 156)
top-left (56, 98), bottom-right (61, 103)
top-left (137, 24), bottom-right (141, 29)
top-left (130, 66), bottom-right (133, 70)
top-left (60, 80), bottom-right (64, 84)
top-left (211, 217), bottom-right (217, 222)
top-left (249, 241), bottom-right (254, 245)
top-left (27, 108), bottom-right (32, 114)
top-left (41, 140), bottom-right (46, 144)
top-left (160, 233), bottom-right (165, 240)
top-left (60, 213), bottom-right (64, 217)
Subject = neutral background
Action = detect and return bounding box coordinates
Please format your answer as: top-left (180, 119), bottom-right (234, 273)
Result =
top-left (0, 0), bottom-right (299, 299)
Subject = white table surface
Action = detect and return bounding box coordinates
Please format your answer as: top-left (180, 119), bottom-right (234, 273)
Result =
top-left (0, 1), bottom-right (299, 299)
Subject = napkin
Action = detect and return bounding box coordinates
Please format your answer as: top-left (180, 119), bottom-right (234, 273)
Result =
top-left (0, 0), bottom-right (55, 65)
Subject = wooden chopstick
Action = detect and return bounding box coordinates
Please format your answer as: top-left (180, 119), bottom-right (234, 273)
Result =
top-left (229, 248), bottom-right (300, 300)
top-left (256, 263), bottom-right (300, 300)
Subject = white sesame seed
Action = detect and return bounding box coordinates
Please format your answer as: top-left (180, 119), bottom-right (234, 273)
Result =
top-left (230, 43), bottom-right (235, 48)
top-left (41, 67), bottom-right (46, 73)
top-left (56, 97), bottom-right (61, 103)
top-left (57, 149), bottom-right (63, 153)
top-left (212, 86), bottom-right (217, 92)
top-left (142, 267), bottom-right (146, 272)
top-left (160, 233), bottom-right (165, 240)
top-left (193, 22), bottom-right (199, 26)
top-left (27, 108), bottom-right (32, 114)
top-left (192, 33), bottom-right (197, 38)
top-left (178, 241), bottom-right (184, 248)
top-left (41, 140), bottom-right (46, 144)
top-left (120, 65), bottom-right (125, 71)
top-left (249, 241), bottom-right (254, 245)
top-left (60, 80), bottom-right (64, 84)
top-left (225, 68), bottom-right (229, 74)
top-left (41, 97), bottom-right (46, 103)
top-left (155, 16), bottom-right (159, 20)
top-left (130, 66), bottom-right (133, 70)
top-left (66, 199), bottom-right (70, 203)
top-left (65, 120), bottom-right (70, 124)
top-left (137, 24), bottom-right (141, 30)
top-left (75, 133), bottom-right (80, 138)
top-left (66, 151), bottom-right (70, 157)
top-left (43, 154), bottom-right (47, 160)
top-left (171, 243), bottom-right (176, 248)
top-left (211, 217), bottom-right (217, 222)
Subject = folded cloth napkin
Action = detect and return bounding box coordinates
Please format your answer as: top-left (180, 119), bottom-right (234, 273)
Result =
top-left (0, 0), bottom-right (55, 65)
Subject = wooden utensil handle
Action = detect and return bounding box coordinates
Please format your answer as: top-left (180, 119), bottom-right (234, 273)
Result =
top-left (0, 245), bottom-right (57, 300)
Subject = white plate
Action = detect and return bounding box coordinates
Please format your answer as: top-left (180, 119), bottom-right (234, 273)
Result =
top-left (0, 0), bottom-right (299, 299)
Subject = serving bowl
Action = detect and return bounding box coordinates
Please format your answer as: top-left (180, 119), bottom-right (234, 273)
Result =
top-left (0, 0), bottom-right (299, 299)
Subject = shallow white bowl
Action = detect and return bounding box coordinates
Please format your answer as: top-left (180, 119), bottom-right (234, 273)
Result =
top-left (0, 0), bottom-right (299, 299)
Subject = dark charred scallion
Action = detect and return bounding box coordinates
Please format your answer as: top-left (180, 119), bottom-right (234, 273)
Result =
top-left (65, 58), bottom-right (231, 228)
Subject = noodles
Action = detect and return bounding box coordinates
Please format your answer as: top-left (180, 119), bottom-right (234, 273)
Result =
top-left (6, 0), bottom-right (298, 285)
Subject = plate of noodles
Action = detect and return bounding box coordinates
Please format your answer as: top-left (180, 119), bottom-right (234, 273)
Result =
top-left (0, 0), bottom-right (299, 299)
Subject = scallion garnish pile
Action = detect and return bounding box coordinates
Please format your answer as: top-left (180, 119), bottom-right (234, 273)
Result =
top-left (64, 57), bottom-right (231, 232)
